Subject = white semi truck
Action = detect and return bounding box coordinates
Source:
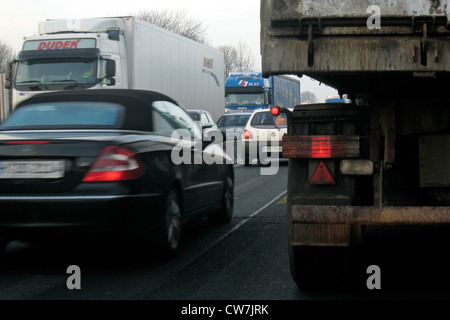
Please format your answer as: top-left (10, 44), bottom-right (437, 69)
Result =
top-left (4, 17), bottom-right (225, 120)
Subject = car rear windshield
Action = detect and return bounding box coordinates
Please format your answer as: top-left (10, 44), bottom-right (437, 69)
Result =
top-left (218, 114), bottom-right (251, 128)
top-left (250, 111), bottom-right (287, 128)
top-left (188, 112), bottom-right (200, 121)
top-left (0, 102), bottom-right (124, 130)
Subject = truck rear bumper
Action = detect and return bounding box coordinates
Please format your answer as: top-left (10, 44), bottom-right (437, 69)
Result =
top-left (291, 205), bottom-right (450, 225)
top-left (290, 205), bottom-right (450, 247)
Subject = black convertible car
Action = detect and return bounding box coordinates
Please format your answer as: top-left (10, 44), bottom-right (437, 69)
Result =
top-left (0, 89), bottom-right (234, 256)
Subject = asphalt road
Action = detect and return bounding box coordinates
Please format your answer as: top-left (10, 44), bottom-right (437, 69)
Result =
top-left (1, 160), bottom-right (450, 306)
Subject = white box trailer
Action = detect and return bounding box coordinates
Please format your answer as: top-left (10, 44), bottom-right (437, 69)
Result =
top-left (7, 17), bottom-right (225, 120)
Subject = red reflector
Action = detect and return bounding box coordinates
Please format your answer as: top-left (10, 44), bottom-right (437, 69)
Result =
top-left (82, 170), bottom-right (129, 182)
top-left (270, 106), bottom-right (280, 116)
top-left (310, 161), bottom-right (335, 184)
top-left (5, 141), bottom-right (50, 145)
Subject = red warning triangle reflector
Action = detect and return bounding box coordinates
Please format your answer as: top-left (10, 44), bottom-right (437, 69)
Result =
top-left (310, 161), bottom-right (335, 184)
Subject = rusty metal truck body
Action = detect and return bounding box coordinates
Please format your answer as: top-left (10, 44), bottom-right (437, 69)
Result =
top-left (261, 0), bottom-right (450, 289)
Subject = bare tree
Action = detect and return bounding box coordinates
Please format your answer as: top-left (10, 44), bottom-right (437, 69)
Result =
top-left (301, 91), bottom-right (318, 104)
top-left (218, 44), bottom-right (237, 80)
top-left (235, 41), bottom-right (255, 72)
top-left (134, 9), bottom-right (208, 44)
top-left (0, 39), bottom-right (16, 73)
top-left (218, 40), bottom-right (255, 79)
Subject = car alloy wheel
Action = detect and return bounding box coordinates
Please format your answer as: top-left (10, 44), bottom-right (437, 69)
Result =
top-left (211, 177), bottom-right (234, 224)
top-left (161, 190), bottom-right (182, 256)
top-left (223, 177), bottom-right (234, 221)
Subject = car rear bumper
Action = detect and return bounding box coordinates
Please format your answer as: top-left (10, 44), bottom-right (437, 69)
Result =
top-left (0, 193), bottom-right (165, 239)
top-left (244, 141), bottom-right (283, 160)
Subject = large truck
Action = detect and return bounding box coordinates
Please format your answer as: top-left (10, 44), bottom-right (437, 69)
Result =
top-left (325, 95), bottom-right (351, 104)
top-left (224, 72), bottom-right (300, 113)
top-left (261, 0), bottom-right (450, 289)
top-left (4, 17), bottom-right (225, 120)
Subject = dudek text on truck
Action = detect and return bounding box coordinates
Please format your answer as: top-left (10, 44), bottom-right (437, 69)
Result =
top-left (4, 17), bottom-right (225, 120)
top-left (261, 0), bottom-right (450, 289)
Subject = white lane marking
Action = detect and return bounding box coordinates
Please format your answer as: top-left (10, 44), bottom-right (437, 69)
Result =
top-left (209, 189), bottom-right (287, 248)
top-left (163, 189), bottom-right (288, 282)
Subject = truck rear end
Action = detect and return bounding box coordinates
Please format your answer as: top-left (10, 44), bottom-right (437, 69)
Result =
top-left (269, 75), bottom-right (301, 110)
top-left (261, 0), bottom-right (450, 289)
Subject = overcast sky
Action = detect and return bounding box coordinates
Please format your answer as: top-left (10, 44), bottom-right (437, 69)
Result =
top-left (0, 0), bottom-right (337, 101)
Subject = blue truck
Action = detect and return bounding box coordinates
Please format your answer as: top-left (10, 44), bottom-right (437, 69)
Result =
top-left (325, 95), bottom-right (351, 104)
top-left (224, 72), bottom-right (300, 113)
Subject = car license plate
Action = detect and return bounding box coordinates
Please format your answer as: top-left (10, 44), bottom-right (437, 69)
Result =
top-left (262, 146), bottom-right (282, 153)
top-left (0, 161), bottom-right (65, 179)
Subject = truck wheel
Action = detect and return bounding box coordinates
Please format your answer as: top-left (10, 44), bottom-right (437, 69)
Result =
top-left (289, 244), bottom-right (349, 291)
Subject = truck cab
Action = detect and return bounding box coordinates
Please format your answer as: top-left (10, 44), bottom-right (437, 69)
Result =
top-left (7, 18), bottom-right (126, 109)
top-left (224, 72), bottom-right (271, 113)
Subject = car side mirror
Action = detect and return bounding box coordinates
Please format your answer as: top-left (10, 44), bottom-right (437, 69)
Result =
top-left (265, 91), bottom-right (272, 105)
top-left (4, 61), bottom-right (15, 89)
top-left (202, 123), bottom-right (214, 130)
top-left (105, 59), bottom-right (116, 78)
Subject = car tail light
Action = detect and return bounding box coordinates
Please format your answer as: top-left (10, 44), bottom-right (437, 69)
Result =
top-left (82, 145), bottom-right (144, 182)
top-left (243, 130), bottom-right (253, 140)
top-left (282, 136), bottom-right (359, 159)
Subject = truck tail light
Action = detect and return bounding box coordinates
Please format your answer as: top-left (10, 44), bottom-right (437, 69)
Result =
top-left (282, 136), bottom-right (359, 159)
top-left (83, 145), bottom-right (144, 182)
top-left (243, 130), bottom-right (253, 140)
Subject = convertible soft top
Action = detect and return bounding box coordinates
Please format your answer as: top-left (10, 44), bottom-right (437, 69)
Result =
top-left (14, 89), bottom-right (181, 132)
